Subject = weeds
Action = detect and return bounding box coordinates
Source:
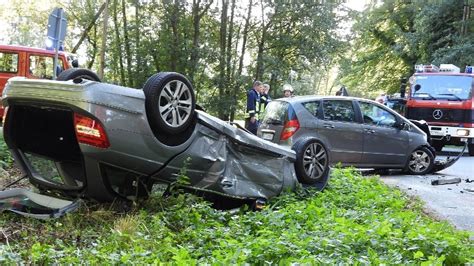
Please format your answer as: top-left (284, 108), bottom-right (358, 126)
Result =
top-left (0, 168), bottom-right (472, 264)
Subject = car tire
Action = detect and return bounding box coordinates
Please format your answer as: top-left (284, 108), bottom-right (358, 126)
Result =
top-left (405, 146), bottom-right (434, 175)
top-left (143, 72), bottom-right (196, 136)
top-left (292, 138), bottom-right (330, 190)
top-left (56, 68), bottom-right (101, 82)
top-left (468, 144), bottom-right (474, 156)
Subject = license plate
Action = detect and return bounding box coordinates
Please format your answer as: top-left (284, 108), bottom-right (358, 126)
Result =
top-left (262, 132), bottom-right (274, 141)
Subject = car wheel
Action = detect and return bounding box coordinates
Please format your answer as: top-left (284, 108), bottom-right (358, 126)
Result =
top-left (56, 68), bottom-right (101, 82)
top-left (143, 72), bottom-right (196, 135)
top-left (292, 138), bottom-right (330, 190)
top-left (468, 144), bottom-right (474, 156)
top-left (406, 147), bottom-right (434, 175)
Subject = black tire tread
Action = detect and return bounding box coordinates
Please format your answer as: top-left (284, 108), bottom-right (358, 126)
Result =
top-left (56, 68), bottom-right (101, 82)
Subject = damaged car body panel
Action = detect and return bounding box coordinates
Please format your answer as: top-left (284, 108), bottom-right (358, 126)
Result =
top-left (2, 75), bottom-right (298, 203)
top-left (431, 142), bottom-right (466, 173)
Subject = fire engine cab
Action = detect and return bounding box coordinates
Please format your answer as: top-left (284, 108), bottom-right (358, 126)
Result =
top-left (405, 64), bottom-right (474, 156)
top-left (0, 44), bottom-right (78, 121)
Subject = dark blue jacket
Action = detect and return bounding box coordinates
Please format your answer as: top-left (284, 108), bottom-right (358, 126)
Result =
top-left (246, 88), bottom-right (260, 118)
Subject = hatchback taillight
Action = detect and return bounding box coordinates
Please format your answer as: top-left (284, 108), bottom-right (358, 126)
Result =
top-left (280, 119), bottom-right (300, 141)
top-left (74, 113), bottom-right (110, 148)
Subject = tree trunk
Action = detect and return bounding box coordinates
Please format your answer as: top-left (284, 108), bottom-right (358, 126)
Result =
top-left (237, 0), bottom-right (252, 78)
top-left (218, 0), bottom-right (228, 119)
top-left (135, 0), bottom-right (141, 86)
top-left (169, 0), bottom-right (180, 71)
top-left (254, 0), bottom-right (268, 81)
top-left (98, 0), bottom-right (109, 80)
top-left (72, 3), bottom-right (106, 54)
top-left (122, 0), bottom-right (133, 87)
top-left (230, 0), bottom-right (252, 121)
top-left (112, 0), bottom-right (125, 85)
top-left (86, 28), bottom-right (98, 69)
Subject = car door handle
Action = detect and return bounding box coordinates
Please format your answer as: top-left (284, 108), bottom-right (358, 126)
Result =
top-left (364, 128), bottom-right (375, 134)
top-left (323, 124), bottom-right (335, 129)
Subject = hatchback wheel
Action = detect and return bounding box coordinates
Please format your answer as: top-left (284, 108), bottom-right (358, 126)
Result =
top-left (143, 72), bottom-right (196, 145)
top-left (406, 147), bottom-right (434, 175)
top-left (292, 138), bottom-right (330, 190)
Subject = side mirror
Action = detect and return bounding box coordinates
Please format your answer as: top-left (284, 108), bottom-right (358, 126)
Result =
top-left (414, 84), bottom-right (421, 92)
top-left (72, 59), bottom-right (79, 68)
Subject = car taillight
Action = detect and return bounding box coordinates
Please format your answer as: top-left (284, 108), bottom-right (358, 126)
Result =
top-left (280, 119), bottom-right (300, 141)
top-left (74, 113), bottom-right (110, 148)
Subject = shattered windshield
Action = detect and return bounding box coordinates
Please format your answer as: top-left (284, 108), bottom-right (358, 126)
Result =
top-left (411, 75), bottom-right (473, 100)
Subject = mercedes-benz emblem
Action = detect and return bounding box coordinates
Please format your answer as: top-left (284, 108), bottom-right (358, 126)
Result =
top-left (433, 109), bottom-right (443, 120)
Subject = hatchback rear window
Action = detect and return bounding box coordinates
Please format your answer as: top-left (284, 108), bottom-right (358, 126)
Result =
top-left (0, 52), bottom-right (18, 73)
top-left (261, 101), bottom-right (294, 125)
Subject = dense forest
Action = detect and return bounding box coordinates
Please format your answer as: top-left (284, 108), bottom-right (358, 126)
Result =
top-left (1, 0), bottom-right (473, 119)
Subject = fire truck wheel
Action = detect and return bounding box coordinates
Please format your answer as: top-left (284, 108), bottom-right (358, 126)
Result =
top-left (468, 144), bottom-right (474, 156)
top-left (406, 147), bottom-right (434, 175)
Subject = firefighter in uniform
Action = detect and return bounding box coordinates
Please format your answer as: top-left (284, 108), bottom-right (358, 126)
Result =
top-left (245, 81), bottom-right (264, 135)
top-left (283, 84), bottom-right (294, 98)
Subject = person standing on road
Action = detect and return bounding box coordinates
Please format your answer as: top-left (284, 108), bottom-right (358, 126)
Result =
top-left (260, 83), bottom-right (272, 114)
top-left (245, 81), bottom-right (263, 135)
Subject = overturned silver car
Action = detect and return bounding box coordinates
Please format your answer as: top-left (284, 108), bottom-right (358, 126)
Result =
top-left (1, 71), bottom-right (298, 204)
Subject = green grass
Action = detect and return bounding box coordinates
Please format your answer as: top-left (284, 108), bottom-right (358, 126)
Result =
top-left (0, 134), bottom-right (472, 263)
top-left (0, 167), bottom-right (473, 264)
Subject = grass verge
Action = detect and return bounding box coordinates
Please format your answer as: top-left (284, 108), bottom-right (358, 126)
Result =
top-left (0, 167), bottom-right (472, 264)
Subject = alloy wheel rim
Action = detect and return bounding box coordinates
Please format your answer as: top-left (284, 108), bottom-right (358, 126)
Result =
top-left (408, 150), bottom-right (430, 173)
top-left (303, 143), bottom-right (328, 180)
top-left (158, 80), bottom-right (193, 128)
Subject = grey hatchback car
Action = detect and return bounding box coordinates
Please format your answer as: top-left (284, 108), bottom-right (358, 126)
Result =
top-left (258, 96), bottom-right (435, 188)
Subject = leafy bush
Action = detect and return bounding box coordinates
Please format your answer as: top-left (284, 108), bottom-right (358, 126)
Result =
top-left (0, 168), bottom-right (472, 264)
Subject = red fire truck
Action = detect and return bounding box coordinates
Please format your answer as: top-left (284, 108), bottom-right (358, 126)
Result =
top-left (405, 64), bottom-right (474, 156)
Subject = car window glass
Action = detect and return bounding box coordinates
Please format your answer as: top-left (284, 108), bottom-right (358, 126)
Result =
top-left (261, 101), bottom-right (288, 125)
top-left (302, 101), bottom-right (320, 117)
top-left (322, 100), bottom-right (355, 122)
top-left (359, 101), bottom-right (397, 127)
top-left (29, 55), bottom-right (63, 79)
top-left (0, 52), bottom-right (18, 73)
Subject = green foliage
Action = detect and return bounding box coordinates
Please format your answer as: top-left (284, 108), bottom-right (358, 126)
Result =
top-left (0, 133), bottom-right (13, 169)
top-left (339, 0), bottom-right (474, 97)
top-left (0, 168), bottom-right (472, 264)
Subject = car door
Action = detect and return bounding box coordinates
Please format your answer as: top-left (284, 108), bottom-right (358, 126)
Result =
top-left (319, 99), bottom-right (364, 164)
top-left (358, 101), bottom-right (408, 167)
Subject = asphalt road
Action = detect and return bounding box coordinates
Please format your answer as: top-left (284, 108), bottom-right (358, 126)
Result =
top-left (380, 147), bottom-right (474, 232)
